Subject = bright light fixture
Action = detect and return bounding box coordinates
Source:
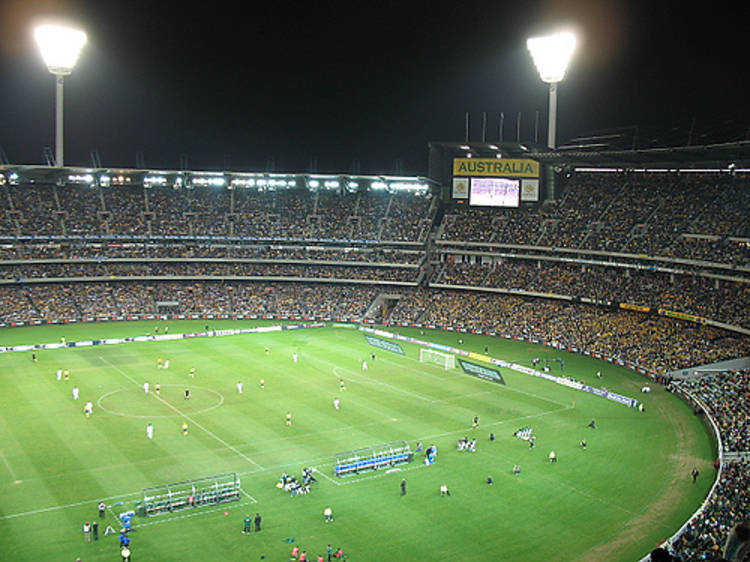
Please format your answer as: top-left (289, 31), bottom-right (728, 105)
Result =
top-left (526, 31), bottom-right (576, 83)
top-left (34, 24), bottom-right (87, 75)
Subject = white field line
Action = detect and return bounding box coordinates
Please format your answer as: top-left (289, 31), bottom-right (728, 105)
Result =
top-left (99, 357), bottom-right (263, 470)
top-left (429, 390), bottom-right (496, 404)
top-left (311, 467), bottom-right (341, 486)
top-left (0, 491), bottom-right (141, 520)
top-left (1, 486), bottom-right (258, 523)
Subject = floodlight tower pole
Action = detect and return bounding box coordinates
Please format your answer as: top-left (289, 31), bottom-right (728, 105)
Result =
top-left (547, 82), bottom-right (558, 149)
top-left (34, 24), bottom-right (87, 168)
top-left (55, 75), bottom-right (65, 167)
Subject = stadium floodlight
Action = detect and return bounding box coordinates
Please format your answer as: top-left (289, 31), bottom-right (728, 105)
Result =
top-left (34, 24), bottom-right (88, 168)
top-left (526, 31), bottom-right (576, 149)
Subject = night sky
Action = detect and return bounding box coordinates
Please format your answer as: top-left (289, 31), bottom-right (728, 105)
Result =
top-left (0, 0), bottom-right (746, 175)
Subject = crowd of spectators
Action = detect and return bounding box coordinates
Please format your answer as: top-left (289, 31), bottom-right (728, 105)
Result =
top-left (2, 183), bottom-right (435, 242)
top-left (431, 260), bottom-right (750, 329)
top-left (4, 282), bottom-right (746, 377)
top-left (672, 370), bottom-right (749, 453)
top-left (662, 367), bottom-right (750, 562)
top-left (0, 282), bottom-right (380, 322)
top-left (0, 243), bottom-right (423, 264)
top-left (0, 261), bottom-right (419, 283)
top-left (386, 288), bottom-right (750, 374)
top-left (439, 172), bottom-right (750, 265)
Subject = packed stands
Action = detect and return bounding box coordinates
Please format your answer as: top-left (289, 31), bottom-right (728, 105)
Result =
top-left (438, 171), bottom-right (750, 264)
top-left (672, 370), bottom-right (750, 454)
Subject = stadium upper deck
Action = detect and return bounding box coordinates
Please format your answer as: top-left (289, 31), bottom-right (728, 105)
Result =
top-left (438, 171), bottom-right (750, 264)
top-left (0, 168), bottom-right (435, 242)
top-left (1, 164), bottom-right (749, 333)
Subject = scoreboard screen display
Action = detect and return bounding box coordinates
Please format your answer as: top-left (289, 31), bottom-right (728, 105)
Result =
top-left (469, 177), bottom-right (520, 207)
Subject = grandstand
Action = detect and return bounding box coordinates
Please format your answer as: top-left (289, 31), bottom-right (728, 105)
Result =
top-left (1, 144), bottom-right (749, 561)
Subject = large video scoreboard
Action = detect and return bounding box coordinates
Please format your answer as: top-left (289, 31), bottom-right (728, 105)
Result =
top-left (451, 158), bottom-right (540, 207)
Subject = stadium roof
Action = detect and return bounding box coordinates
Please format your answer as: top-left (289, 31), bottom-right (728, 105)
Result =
top-left (429, 140), bottom-right (750, 170)
top-left (0, 166), bottom-right (438, 193)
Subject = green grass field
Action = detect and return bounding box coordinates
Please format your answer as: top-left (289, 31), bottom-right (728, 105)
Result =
top-left (0, 320), bottom-right (715, 561)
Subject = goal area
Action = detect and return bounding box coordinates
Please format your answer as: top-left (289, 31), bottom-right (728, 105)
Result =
top-left (419, 348), bottom-right (456, 369)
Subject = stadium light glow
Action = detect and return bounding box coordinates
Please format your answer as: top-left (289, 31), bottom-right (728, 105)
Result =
top-left (67, 173), bottom-right (94, 184)
top-left (231, 178), bottom-right (256, 188)
top-left (526, 31), bottom-right (576, 83)
top-left (144, 175), bottom-right (169, 187)
top-left (34, 24), bottom-right (87, 168)
top-left (191, 176), bottom-right (225, 187)
top-left (526, 31), bottom-right (576, 149)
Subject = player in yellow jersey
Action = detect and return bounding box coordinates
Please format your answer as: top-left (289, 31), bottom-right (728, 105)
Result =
top-left (182, 422), bottom-right (189, 436)
top-left (285, 412), bottom-right (292, 426)
top-left (189, 367), bottom-right (196, 378)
